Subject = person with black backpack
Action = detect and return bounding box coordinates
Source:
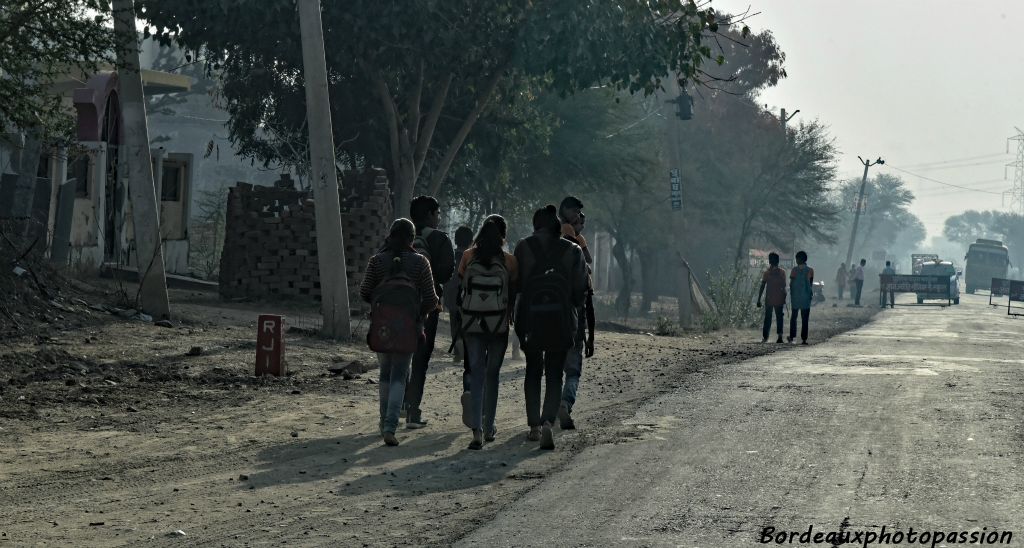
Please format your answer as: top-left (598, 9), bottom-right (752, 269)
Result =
top-left (456, 215), bottom-right (518, 449)
top-left (404, 196), bottom-right (456, 429)
top-left (514, 205), bottom-right (587, 450)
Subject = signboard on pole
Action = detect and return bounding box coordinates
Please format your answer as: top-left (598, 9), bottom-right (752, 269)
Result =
top-left (669, 168), bottom-right (682, 211)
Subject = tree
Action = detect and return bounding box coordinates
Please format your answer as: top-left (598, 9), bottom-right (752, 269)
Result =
top-left (943, 210), bottom-right (1024, 265)
top-left (139, 1), bottom-right (744, 215)
top-left (0, 0), bottom-right (119, 137)
top-left (943, 210), bottom-right (997, 246)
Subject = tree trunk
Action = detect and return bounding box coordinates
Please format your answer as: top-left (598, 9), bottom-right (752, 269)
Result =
top-left (612, 238), bottom-right (632, 317)
top-left (637, 245), bottom-right (657, 315)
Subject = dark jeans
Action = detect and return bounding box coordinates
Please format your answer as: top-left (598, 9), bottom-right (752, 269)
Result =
top-left (404, 310), bottom-right (439, 417)
top-left (377, 353), bottom-right (412, 434)
top-left (790, 307), bottom-right (810, 342)
top-left (854, 280), bottom-right (864, 305)
top-left (465, 333), bottom-right (508, 432)
top-left (880, 287), bottom-right (894, 307)
top-left (836, 284), bottom-right (844, 300)
top-left (524, 348), bottom-right (567, 427)
top-left (762, 305), bottom-right (784, 340)
top-left (561, 312), bottom-right (586, 413)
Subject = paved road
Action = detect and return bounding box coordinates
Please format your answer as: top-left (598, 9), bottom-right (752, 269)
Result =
top-left (459, 294), bottom-right (1024, 547)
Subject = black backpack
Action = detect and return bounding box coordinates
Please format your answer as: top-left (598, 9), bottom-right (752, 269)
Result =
top-left (518, 238), bottom-right (574, 351)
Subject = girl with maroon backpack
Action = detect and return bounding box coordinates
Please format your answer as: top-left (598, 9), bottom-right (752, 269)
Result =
top-left (360, 218), bottom-right (438, 446)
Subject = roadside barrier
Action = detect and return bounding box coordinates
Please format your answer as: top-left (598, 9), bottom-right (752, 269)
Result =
top-left (1009, 280), bottom-right (1024, 317)
top-left (989, 277), bottom-right (1012, 307)
top-left (879, 274), bottom-right (955, 307)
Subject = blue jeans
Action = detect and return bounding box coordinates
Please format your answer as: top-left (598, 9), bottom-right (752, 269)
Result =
top-left (465, 333), bottom-right (508, 432)
top-left (377, 353), bottom-right (412, 433)
top-left (561, 313), bottom-right (586, 413)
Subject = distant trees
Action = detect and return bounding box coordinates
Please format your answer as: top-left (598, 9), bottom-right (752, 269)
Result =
top-left (0, 0), bottom-right (118, 137)
top-left (943, 210), bottom-right (1024, 264)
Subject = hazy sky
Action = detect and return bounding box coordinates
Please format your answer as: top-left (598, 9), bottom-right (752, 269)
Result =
top-left (713, 0), bottom-right (1024, 239)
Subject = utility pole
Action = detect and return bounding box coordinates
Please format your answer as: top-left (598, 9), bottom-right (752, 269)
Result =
top-left (845, 156), bottom-right (884, 267)
top-left (297, 0), bottom-right (351, 339)
top-left (1006, 128), bottom-right (1024, 215)
top-left (780, 108), bottom-right (799, 256)
top-left (112, 0), bottom-right (171, 320)
top-left (664, 77), bottom-right (693, 328)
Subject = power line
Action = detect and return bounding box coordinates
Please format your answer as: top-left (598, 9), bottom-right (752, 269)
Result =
top-left (913, 178), bottom-right (1008, 197)
top-left (883, 165), bottom-right (1005, 195)
top-left (901, 152), bottom-right (1011, 170)
top-left (909, 159), bottom-right (1010, 171)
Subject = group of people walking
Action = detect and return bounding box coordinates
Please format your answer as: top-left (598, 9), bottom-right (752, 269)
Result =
top-left (359, 196), bottom-right (594, 450)
top-left (834, 259), bottom-right (867, 306)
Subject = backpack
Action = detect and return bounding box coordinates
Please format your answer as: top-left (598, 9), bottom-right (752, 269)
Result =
top-left (518, 238), bottom-right (574, 351)
top-left (460, 254), bottom-right (510, 335)
top-left (412, 226), bottom-right (435, 262)
top-left (791, 265), bottom-right (813, 303)
top-left (367, 254), bottom-right (422, 354)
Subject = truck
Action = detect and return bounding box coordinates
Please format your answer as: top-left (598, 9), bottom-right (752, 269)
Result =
top-left (964, 239), bottom-right (1009, 294)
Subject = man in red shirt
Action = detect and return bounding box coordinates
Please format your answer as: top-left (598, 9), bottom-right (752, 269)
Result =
top-left (756, 252), bottom-right (787, 343)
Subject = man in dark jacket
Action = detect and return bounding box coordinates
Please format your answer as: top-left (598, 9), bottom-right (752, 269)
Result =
top-left (403, 195), bottom-right (456, 429)
top-left (514, 204), bottom-right (587, 450)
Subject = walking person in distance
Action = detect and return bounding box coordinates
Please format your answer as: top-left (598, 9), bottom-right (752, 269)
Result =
top-left (756, 252), bottom-right (787, 343)
top-left (788, 251), bottom-right (814, 345)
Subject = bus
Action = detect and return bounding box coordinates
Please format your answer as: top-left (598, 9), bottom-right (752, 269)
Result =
top-left (964, 239), bottom-right (1009, 294)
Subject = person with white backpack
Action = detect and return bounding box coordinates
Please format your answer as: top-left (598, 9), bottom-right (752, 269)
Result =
top-left (456, 215), bottom-right (519, 449)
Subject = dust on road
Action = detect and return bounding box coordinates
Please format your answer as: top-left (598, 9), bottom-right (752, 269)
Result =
top-left (0, 287), bottom-right (876, 547)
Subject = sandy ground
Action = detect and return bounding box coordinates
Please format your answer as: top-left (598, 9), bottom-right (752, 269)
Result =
top-left (0, 286), bottom-right (877, 547)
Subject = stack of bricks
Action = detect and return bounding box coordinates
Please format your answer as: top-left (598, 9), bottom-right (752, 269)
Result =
top-left (219, 168), bottom-right (393, 311)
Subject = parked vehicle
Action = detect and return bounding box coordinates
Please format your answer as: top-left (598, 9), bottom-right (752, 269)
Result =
top-left (911, 253), bottom-right (939, 275)
top-left (964, 239), bottom-right (1009, 294)
top-left (917, 260), bottom-right (959, 304)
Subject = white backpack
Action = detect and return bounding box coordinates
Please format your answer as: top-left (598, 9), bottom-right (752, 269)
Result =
top-left (460, 257), bottom-right (510, 335)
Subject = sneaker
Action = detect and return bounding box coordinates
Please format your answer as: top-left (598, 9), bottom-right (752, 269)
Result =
top-left (801, 341), bottom-right (809, 345)
top-left (787, 336), bottom-right (794, 343)
top-left (405, 412), bottom-right (427, 430)
top-left (761, 337), bottom-right (768, 343)
top-left (460, 391), bottom-right (472, 429)
top-left (776, 336), bottom-right (784, 344)
top-left (468, 429), bottom-right (483, 450)
top-left (484, 428), bottom-right (496, 442)
top-left (557, 401), bottom-right (575, 430)
top-left (539, 422), bottom-right (555, 450)
top-left (527, 426), bottom-right (542, 441)
top-left (383, 432), bottom-right (400, 446)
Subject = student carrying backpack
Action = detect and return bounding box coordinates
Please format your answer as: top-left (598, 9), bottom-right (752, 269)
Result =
top-left (360, 218), bottom-right (438, 447)
top-left (513, 205), bottom-right (587, 450)
top-left (456, 215), bottom-right (518, 450)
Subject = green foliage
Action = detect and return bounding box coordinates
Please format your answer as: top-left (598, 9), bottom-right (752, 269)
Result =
top-left (189, 184), bottom-right (229, 280)
top-left (699, 266), bottom-right (760, 331)
top-left (654, 316), bottom-right (678, 336)
top-left (139, 0), bottom-right (738, 202)
top-left (943, 210), bottom-right (1024, 265)
top-left (0, 0), bottom-right (119, 138)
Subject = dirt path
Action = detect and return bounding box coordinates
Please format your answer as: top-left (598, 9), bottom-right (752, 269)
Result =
top-left (0, 291), bottom-right (876, 547)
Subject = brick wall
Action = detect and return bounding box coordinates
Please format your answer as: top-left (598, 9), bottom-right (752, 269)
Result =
top-left (219, 169), bottom-right (393, 310)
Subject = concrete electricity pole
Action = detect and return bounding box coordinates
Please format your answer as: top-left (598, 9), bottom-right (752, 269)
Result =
top-left (844, 156), bottom-right (884, 267)
top-left (112, 0), bottom-right (171, 320)
top-left (297, 0), bottom-right (351, 339)
top-left (664, 77), bottom-right (693, 328)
